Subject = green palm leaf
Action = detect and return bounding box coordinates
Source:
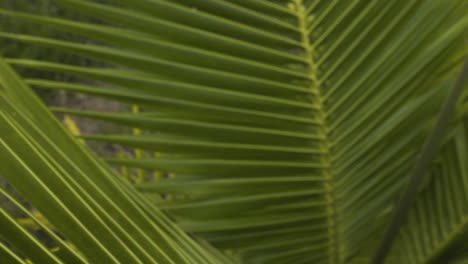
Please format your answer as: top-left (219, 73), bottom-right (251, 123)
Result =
top-left (394, 120), bottom-right (468, 263)
top-left (0, 0), bottom-right (467, 263)
top-left (0, 59), bottom-right (235, 264)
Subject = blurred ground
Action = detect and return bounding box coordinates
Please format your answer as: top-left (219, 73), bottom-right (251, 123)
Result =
top-left (50, 90), bottom-right (130, 156)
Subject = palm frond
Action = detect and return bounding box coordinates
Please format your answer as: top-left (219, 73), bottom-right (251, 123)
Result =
top-left (392, 116), bottom-right (468, 264)
top-left (0, 58), bottom-right (235, 264)
top-left (0, 0), bottom-right (467, 263)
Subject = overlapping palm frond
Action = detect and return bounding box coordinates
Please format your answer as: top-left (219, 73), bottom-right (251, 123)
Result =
top-left (0, 0), bottom-right (467, 263)
top-left (391, 85), bottom-right (468, 264)
top-left (0, 59), bottom-right (236, 264)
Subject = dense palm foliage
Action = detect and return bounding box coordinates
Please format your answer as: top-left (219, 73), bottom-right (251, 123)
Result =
top-left (0, 0), bottom-right (467, 263)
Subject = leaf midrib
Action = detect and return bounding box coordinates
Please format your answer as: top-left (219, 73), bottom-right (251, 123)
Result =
top-left (292, 1), bottom-right (340, 263)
